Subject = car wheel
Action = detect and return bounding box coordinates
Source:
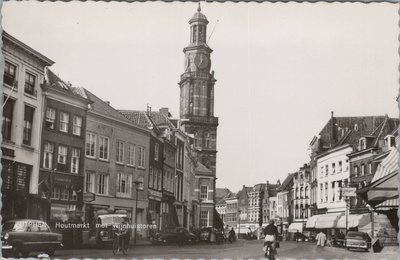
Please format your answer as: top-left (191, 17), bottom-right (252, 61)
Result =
top-left (12, 244), bottom-right (20, 258)
top-left (46, 246), bottom-right (56, 256)
top-left (21, 249), bottom-right (30, 258)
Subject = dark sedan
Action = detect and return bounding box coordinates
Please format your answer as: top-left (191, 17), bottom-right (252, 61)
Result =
top-left (1, 219), bottom-right (63, 258)
top-left (345, 231), bottom-right (371, 251)
top-left (151, 227), bottom-right (198, 245)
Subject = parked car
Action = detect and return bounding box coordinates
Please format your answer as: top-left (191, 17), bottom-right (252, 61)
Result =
top-left (295, 232), bottom-right (309, 242)
top-left (150, 227), bottom-right (198, 245)
top-left (94, 214), bottom-right (128, 247)
top-left (345, 231), bottom-right (371, 251)
top-left (1, 219), bottom-right (63, 258)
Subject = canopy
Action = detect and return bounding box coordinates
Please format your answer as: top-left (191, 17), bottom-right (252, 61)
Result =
top-left (315, 212), bottom-right (343, 229)
top-left (336, 213), bottom-right (371, 229)
top-left (288, 222), bottom-right (303, 233)
top-left (305, 215), bottom-right (319, 228)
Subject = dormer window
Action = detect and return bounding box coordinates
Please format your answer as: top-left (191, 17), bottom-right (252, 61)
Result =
top-left (384, 135), bottom-right (395, 149)
top-left (359, 137), bottom-right (366, 150)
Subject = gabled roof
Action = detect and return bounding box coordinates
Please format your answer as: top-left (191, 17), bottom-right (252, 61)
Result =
top-left (215, 188), bottom-right (232, 200)
top-left (79, 88), bottom-right (145, 128)
top-left (195, 162), bottom-right (213, 176)
top-left (44, 69), bottom-right (89, 103)
top-left (278, 173), bottom-right (295, 192)
top-left (119, 110), bottom-right (153, 129)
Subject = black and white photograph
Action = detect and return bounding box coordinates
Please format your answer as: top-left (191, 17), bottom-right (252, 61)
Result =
top-left (0, 1), bottom-right (399, 259)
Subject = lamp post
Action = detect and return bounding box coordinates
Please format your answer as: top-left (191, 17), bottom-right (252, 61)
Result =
top-left (133, 180), bottom-right (143, 245)
top-left (238, 209), bottom-right (241, 240)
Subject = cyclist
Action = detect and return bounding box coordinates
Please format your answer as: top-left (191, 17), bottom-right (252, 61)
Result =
top-left (264, 220), bottom-right (279, 255)
top-left (114, 217), bottom-right (131, 252)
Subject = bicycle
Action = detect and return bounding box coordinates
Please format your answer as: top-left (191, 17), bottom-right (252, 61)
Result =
top-left (112, 230), bottom-right (129, 255)
top-left (263, 241), bottom-right (275, 260)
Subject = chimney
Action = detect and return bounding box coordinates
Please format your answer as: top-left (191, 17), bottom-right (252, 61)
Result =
top-left (159, 107), bottom-right (169, 117)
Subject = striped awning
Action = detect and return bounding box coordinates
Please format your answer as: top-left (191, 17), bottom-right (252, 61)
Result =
top-left (357, 147), bottom-right (399, 208)
top-left (371, 148), bottom-right (398, 182)
top-left (336, 213), bottom-right (371, 229)
top-left (314, 212), bottom-right (344, 229)
top-left (375, 198), bottom-right (399, 210)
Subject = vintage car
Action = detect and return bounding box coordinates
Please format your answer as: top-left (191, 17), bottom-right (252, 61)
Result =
top-left (345, 231), bottom-right (371, 251)
top-left (150, 227), bottom-right (198, 245)
top-left (95, 214), bottom-right (128, 247)
top-left (1, 219), bottom-right (63, 258)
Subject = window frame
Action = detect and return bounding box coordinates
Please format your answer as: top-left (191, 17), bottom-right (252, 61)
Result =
top-left (57, 145), bottom-right (68, 165)
top-left (128, 144), bottom-right (135, 166)
top-left (45, 107), bottom-right (56, 129)
top-left (59, 111), bottom-right (69, 133)
top-left (43, 142), bottom-right (55, 170)
top-left (71, 148), bottom-right (81, 174)
top-left (72, 115), bottom-right (82, 136)
top-left (85, 132), bottom-right (97, 158)
top-left (116, 141), bottom-right (124, 164)
top-left (24, 71), bottom-right (36, 96)
top-left (97, 174), bottom-right (109, 195)
top-left (99, 136), bottom-right (110, 161)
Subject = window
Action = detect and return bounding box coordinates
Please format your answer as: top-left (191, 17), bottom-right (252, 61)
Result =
top-left (154, 143), bottom-right (159, 161)
top-left (71, 148), bottom-right (80, 174)
top-left (45, 108), bottom-right (56, 129)
top-left (58, 145), bottom-right (67, 164)
top-left (368, 163), bottom-right (372, 175)
top-left (332, 163), bottom-right (336, 174)
top-left (43, 143), bottom-right (54, 169)
top-left (149, 167), bottom-right (153, 188)
top-left (116, 141), bottom-right (124, 163)
top-left (72, 116), bottom-right (82, 136)
top-left (4, 61), bottom-right (16, 86)
top-left (99, 136), bottom-right (109, 160)
top-left (51, 187), bottom-right (60, 199)
top-left (158, 170), bottom-right (162, 191)
top-left (354, 166), bottom-right (359, 177)
top-left (23, 105), bottom-right (34, 145)
top-left (338, 161), bottom-right (342, 172)
top-left (2, 98), bottom-right (14, 140)
top-left (200, 211), bottom-right (209, 227)
top-left (200, 186), bottom-right (208, 200)
top-left (332, 182), bottom-right (335, 201)
top-left (97, 174), bottom-right (109, 195)
top-left (86, 133), bottom-right (96, 158)
top-left (117, 172), bottom-right (132, 195)
top-left (361, 164), bottom-right (365, 176)
top-left (138, 146), bottom-right (145, 168)
top-left (128, 144), bottom-right (135, 166)
top-left (359, 138), bottom-right (366, 150)
top-left (61, 189), bottom-right (69, 201)
top-left (85, 172), bottom-right (95, 193)
top-left (325, 165), bottom-right (328, 176)
top-left (320, 184), bottom-right (323, 202)
top-left (59, 112), bottom-right (69, 132)
top-left (338, 181), bottom-right (343, 200)
top-left (71, 190), bottom-right (78, 201)
top-left (24, 72), bottom-right (36, 96)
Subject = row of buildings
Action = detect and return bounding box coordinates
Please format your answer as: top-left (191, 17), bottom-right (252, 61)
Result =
top-left (216, 113), bottom-right (399, 244)
top-left (1, 6), bottom-right (222, 242)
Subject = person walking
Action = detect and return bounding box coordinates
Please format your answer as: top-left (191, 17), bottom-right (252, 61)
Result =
top-left (316, 231), bottom-right (327, 247)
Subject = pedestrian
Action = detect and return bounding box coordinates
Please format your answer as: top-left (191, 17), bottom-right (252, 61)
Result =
top-left (315, 231), bottom-right (326, 247)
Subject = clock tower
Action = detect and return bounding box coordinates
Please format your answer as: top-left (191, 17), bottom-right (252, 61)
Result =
top-left (179, 4), bottom-right (218, 174)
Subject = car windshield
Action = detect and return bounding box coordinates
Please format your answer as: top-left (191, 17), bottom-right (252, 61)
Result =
top-left (347, 232), bottom-right (363, 238)
top-left (3, 221), bottom-right (27, 232)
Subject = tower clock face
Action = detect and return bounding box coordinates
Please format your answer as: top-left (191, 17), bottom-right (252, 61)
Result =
top-left (194, 54), bottom-right (209, 69)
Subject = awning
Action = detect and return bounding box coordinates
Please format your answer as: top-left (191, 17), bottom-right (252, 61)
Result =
top-left (358, 148), bottom-right (399, 208)
top-left (288, 222), bottom-right (303, 233)
top-left (336, 214), bottom-right (371, 229)
top-left (358, 171), bottom-right (398, 207)
top-left (375, 198), bottom-right (399, 210)
top-left (314, 212), bottom-right (343, 229)
top-left (306, 215), bottom-right (320, 228)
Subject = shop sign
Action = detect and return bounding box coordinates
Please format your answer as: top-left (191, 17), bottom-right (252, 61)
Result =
top-left (342, 187), bottom-right (357, 197)
top-left (83, 192), bottom-right (95, 202)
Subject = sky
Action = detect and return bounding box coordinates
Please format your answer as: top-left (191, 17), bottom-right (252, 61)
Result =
top-left (2, 2), bottom-right (398, 192)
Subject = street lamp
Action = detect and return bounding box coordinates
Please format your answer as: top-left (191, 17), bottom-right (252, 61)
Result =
top-left (133, 180), bottom-right (143, 245)
top-left (238, 209), bottom-right (241, 240)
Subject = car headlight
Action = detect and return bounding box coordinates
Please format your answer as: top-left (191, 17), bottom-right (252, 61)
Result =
top-left (4, 233), bottom-right (9, 240)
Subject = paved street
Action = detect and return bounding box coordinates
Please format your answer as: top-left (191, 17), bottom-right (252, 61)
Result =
top-left (41, 240), bottom-right (398, 259)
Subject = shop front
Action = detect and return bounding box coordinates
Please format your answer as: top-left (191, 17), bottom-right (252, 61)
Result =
top-left (314, 212), bottom-right (344, 240)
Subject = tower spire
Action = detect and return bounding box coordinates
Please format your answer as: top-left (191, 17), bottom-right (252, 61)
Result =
top-left (197, 2), bottom-right (201, 12)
